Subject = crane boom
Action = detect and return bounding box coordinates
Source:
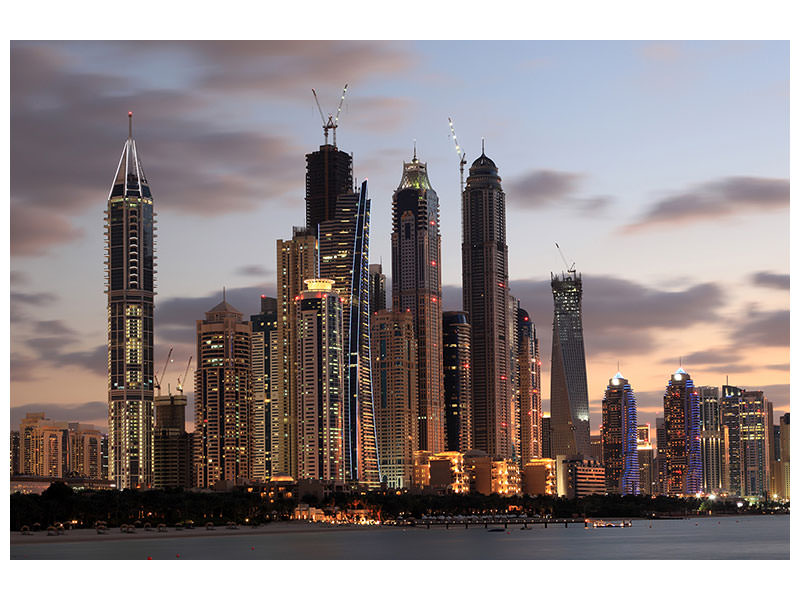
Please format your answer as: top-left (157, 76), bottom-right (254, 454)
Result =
top-left (154, 346), bottom-right (173, 393)
top-left (332, 83), bottom-right (348, 147)
top-left (555, 242), bottom-right (575, 272)
top-left (311, 84), bottom-right (348, 148)
top-left (448, 117), bottom-right (467, 193)
top-left (177, 355), bottom-right (193, 393)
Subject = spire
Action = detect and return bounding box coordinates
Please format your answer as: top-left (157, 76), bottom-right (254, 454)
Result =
top-left (481, 137), bottom-right (485, 154)
top-left (223, 286), bottom-right (226, 302)
top-left (413, 139), bottom-right (417, 161)
top-left (108, 112), bottom-right (151, 200)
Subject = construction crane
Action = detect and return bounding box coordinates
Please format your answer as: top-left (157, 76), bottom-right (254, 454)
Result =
top-left (448, 117), bottom-right (467, 194)
top-left (312, 83), bottom-right (348, 147)
top-left (555, 242), bottom-right (576, 273)
top-left (154, 346), bottom-right (173, 395)
top-left (176, 355), bottom-right (193, 394)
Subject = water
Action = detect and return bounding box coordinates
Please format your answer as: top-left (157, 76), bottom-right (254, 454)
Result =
top-left (10, 515), bottom-right (788, 560)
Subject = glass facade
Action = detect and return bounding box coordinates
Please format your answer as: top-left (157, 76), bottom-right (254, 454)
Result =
top-left (105, 118), bottom-right (155, 489)
top-left (442, 311), bottom-right (472, 453)
top-left (550, 272), bottom-right (591, 457)
top-left (663, 368), bottom-right (701, 495)
top-left (392, 154), bottom-right (444, 453)
top-left (602, 373), bottom-right (639, 494)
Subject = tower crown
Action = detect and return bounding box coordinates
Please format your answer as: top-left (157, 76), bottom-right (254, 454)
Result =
top-left (469, 151), bottom-right (498, 176)
top-left (398, 154), bottom-right (432, 191)
top-left (108, 112), bottom-right (151, 200)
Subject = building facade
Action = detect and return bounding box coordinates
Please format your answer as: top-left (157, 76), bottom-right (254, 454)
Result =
top-left (602, 373), bottom-right (639, 495)
top-left (250, 295), bottom-right (278, 482)
top-left (663, 368), bottom-right (701, 495)
top-left (549, 271), bottom-right (591, 458)
top-left (305, 142), bottom-right (353, 233)
top-left (721, 385), bottom-right (744, 495)
top-left (275, 229), bottom-right (318, 478)
top-left (371, 310), bottom-right (419, 489)
top-left (637, 424), bottom-right (655, 496)
top-left (295, 279), bottom-right (345, 482)
top-left (368, 264), bottom-right (386, 315)
top-left (461, 151), bottom-right (510, 458)
top-left (153, 393), bottom-right (192, 488)
top-left (556, 455), bottom-right (606, 498)
top-left (516, 307), bottom-right (542, 465)
top-left (740, 390), bottom-right (770, 498)
top-left (318, 181), bottom-right (379, 484)
top-left (442, 311), bottom-right (473, 453)
top-left (392, 153), bottom-right (444, 453)
top-left (194, 298), bottom-right (253, 488)
top-left (105, 114), bottom-right (156, 489)
top-left (697, 385), bottom-right (724, 494)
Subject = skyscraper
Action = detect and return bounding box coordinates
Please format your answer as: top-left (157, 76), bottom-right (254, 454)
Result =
top-left (153, 392), bottom-right (192, 488)
top-left (194, 297), bottom-right (253, 488)
top-left (250, 295), bottom-right (278, 482)
top-left (461, 149), bottom-right (510, 458)
top-left (275, 229), bottom-right (318, 478)
top-left (637, 424), bottom-right (655, 496)
top-left (721, 384), bottom-right (744, 495)
top-left (371, 309), bottom-right (419, 488)
top-left (295, 279), bottom-right (345, 482)
top-left (305, 142), bottom-right (353, 233)
top-left (542, 415), bottom-right (552, 459)
top-left (779, 413), bottom-right (790, 500)
top-left (392, 152), bottom-right (444, 453)
top-left (697, 385), bottom-right (724, 494)
top-left (318, 181), bottom-right (379, 484)
top-left (663, 368), bottom-right (701, 495)
top-left (442, 311), bottom-right (473, 453)
top-left (105, 113), bottom-right (156, 489)
top-left (602, 372), bottom-right (639, 495)
top-left (655, 417), bottom-right (667, 494)
top-left (549, 270), bottom-right (590, 457)
top-left (516, 308), bottom-right (542, 464)
top-left (740, 390), bottom-right (770, 498)
top-left (369, 264), bottom-right (386, 315)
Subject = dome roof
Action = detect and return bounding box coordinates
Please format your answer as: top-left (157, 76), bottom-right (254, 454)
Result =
top-left (469, 151), bottom-right (499, 177)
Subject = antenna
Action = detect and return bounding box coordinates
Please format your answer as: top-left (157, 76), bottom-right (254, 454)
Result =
top-left (554, 242), bottom-right (576, 272)
top-left (448, 117), bottom-right (467, 193)
top-left (128, 111), bottom-right (133, 139)
top-left (312, 83), bottom-right (348, 147)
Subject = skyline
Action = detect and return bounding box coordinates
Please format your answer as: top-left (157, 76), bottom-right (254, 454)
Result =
top-left (9, 40), bottom-right (789, 434)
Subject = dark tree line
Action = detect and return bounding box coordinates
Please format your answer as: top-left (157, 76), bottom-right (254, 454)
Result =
top-left (12, 483), bottom-right (783, 531)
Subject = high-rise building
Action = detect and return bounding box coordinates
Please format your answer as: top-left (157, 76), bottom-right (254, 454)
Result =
top-left (779, 413), bottom-right (790, 500)
top-left (508, 296), bottom-right (520, 462)
top-left (637, 424), bottom-right (655, 496)
top-left (194, 297), bottom-right (253, 488)
top-left (663, 368), bottom-right (701, 495)
top-left (275, 228), bottom-right (318, 479)
top-left (556, 455), bottom-right (606, 498)
top-left (371, 310), bottom-right (418, 489)
top-left (295, 279), bottom-right (345, 482)
top-left (392, 152), bottom-right (444, 453)
top-left (442, 311), bottom-right (472, 453)
top-left (697, 386), bottom-right (724, 494)
top-left (516, 308), bottom-right (542, 464)
top-left (10, 431), bottom-right (20, 475)
top-left (251, 295), bottom-right (278, 482)
top-left (105, 113), bottom-right (156, 489)
top-left (318, 181), bottom-right (379, 484)
top-left (721, 384), bottom-right (744, 495)
top-left (16, 413), bottom-right (103, 480)
top-left (655, 417), bottom-right (667, 494)
top-left (461, 150), bottom-right (510, 458)
top-left (542, 415), bottom-right (552, 459)
top-left (153, 392), bottom-right (192, 488)
top-left (602, 373), bottom-right (639, 495)
top-left (549, 270), bottom-right (590, 458)
top-left (305, 142), bottom-right (353, 233)
top-left (740, 390), bottom-right (770, 498)
top-left (369, 264), bottom-right (386, 315)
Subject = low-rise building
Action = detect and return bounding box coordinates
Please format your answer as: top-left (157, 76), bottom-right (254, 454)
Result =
top-left (556, 455), bottom-right (606, 498)
top-left (522, 459), bottom-right (557, 496)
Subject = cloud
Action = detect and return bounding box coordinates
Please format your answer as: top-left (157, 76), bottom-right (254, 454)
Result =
top-left (237, 264), bottom-right (274, 277)
top-left (58, 345), bottom-right (108, 376)
top-left (507, 169), bottom-right (583, 209)
top-left (10, 203), bottom-right (83, 256)
top-left (11, 402), bottom-right (108, 431)
top-left (446, 275), bottom-right (724, 360)
top-left (10, 291), bottom-right (58, 306)
top-left (10, 271), bottom-right (29, 286)
top-left (751, 271), bottom-right (789, 290)
top-left (33, 320), bottom-right (76, 336)
top-left (624, 176), bottom-right (788, 232)
top-left (675, 347), bottom-right (743, 366)
top-left (731, 309), bottom-right (789, 347)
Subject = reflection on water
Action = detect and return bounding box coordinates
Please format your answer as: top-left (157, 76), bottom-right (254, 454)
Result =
top-left (10, 515), bottom-right (789, 560)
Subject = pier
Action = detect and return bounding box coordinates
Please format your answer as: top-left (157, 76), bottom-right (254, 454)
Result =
top-left (410, 515), bottom-right (588, 529)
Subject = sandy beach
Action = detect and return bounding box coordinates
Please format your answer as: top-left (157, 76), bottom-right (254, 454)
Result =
top-left (10, 522), bottom-right (373, 546)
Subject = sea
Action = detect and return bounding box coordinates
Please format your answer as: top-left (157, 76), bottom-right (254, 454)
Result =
top-left (9, 514), bottom-right (789, 560)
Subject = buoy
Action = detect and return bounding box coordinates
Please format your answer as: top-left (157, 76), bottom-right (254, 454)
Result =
top-left (147, 557), bottom-right (152, 560)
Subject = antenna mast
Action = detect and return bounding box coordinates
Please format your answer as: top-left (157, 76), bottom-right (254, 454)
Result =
top-left (448, 117), bottom-right (467, 193)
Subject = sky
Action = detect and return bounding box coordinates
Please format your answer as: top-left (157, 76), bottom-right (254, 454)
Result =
top-left (9, 40), bottom-right (790, 434)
